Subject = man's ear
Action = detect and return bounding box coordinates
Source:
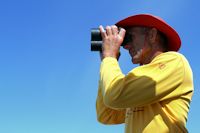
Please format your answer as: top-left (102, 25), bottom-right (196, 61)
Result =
top-left (148, 28), bottom-right (157, 43)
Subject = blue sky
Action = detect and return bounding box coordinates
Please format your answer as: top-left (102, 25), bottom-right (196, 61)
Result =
top-left (0, 0), bottom-right (199, 133)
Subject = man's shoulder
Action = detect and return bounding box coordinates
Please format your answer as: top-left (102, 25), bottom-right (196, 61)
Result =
top-left (164, 51), bottom-right (184, 57)
top-left (151, 52), bottom-right (192, 72)
top-left (152, 51), bottom-right (186, 63)
top-left (162, 51), bottom-right (190, 64)
top-left (160, 51), bottom-right (182, 57)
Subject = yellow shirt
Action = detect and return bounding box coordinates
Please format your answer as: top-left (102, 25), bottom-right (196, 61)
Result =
top-left (96, 52), bottom-right (193, 133)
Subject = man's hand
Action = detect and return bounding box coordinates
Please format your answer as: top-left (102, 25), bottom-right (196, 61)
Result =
top-left (99, 25), bottom-right (126, 60)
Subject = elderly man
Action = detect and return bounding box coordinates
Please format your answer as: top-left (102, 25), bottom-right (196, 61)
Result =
top-left (96, 14), bottom-right (193, 133)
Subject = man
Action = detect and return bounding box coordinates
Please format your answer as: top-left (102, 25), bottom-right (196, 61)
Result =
top-left (96, 14), bottom-right (193, 133)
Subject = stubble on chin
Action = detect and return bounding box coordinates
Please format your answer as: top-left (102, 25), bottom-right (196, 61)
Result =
top-left (132, 50), bottom-right (142, 64)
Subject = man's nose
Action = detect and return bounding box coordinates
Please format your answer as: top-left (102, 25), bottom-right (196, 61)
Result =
top-left (123, 43), bottom-right (131, 50)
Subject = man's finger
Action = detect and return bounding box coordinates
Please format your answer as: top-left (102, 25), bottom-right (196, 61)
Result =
top-left (111, 25), bottom-right (118, 35)
top-left (106, 26), bottom-right (112, 36)
top-left (119, 28), bottom-right (126, 38)
top-left (99, 25), bottom-right (107, 38)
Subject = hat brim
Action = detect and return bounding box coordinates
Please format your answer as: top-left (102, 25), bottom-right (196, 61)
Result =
top-left (116, 14), bottom-right (181, 51)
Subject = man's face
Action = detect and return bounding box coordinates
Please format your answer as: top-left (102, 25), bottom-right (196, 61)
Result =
top-left (123, 27), bottom-right (148, 64)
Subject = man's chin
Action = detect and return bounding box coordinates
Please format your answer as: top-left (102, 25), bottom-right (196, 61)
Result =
top-left (131, 58), bottom-right (139, 64)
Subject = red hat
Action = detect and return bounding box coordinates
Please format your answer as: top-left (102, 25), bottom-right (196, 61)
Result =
top-left (116, 14), bottom-right (181, 51)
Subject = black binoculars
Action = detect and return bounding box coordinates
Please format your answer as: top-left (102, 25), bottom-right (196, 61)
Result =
top-left (90, 28), bottom-right (132, 51)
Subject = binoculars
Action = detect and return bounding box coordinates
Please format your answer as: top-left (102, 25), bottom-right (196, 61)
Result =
top-left (90, 28), bottom-right (131, 51)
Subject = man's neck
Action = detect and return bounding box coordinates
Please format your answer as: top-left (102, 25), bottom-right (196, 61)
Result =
top-left (141, 50), bottom-right (163, 65)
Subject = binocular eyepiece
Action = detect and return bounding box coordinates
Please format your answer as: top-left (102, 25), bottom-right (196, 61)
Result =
top-left (90, 28), bottom-right (131, 51)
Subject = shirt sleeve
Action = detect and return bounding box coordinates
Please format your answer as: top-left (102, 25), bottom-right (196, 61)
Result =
top-left (99, 53), bottom-right (188, 109)
top-left (96, 80), bottom-right (126, 124)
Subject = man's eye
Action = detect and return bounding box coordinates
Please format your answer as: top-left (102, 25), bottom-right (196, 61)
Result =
top-left (122, 33), bottom-right (132, 46)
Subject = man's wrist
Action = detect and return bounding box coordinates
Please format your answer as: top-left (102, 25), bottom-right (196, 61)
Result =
top-left (102, 51), bottom-right (120, 60)
top-left (102, 53), bottom-right (117, 60)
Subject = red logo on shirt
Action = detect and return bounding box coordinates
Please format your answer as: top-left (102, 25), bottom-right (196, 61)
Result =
top-left (159, 63), bottom-right (166, 69)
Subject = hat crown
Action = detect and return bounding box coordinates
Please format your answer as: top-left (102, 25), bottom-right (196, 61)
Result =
top-left (116, 14), bottom-right (181, 51)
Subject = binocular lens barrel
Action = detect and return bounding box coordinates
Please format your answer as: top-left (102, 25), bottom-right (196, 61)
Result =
top-left (90, 28), bottom-right (131, 51)
top-left (91, 28), bottom-right (103, 51)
